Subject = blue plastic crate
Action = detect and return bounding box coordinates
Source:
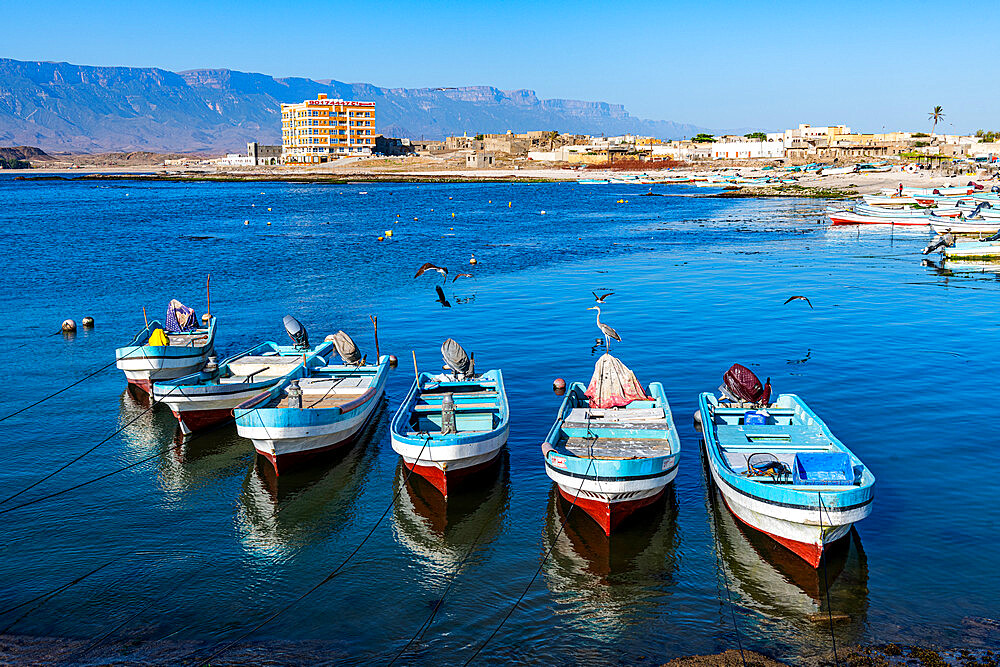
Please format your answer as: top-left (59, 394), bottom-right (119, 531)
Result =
top-left (743, 411), bottom-right (767, 426)
top-left (792, 452), bottom-right (854, 486)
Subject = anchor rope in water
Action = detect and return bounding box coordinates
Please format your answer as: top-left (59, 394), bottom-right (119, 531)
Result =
top-left (461, 457), bottom-right (595, 666)
top-left (0, 383), bottom-right (181, 505)
top-left (707, 486), bottom-right (748, 667)
top-left (186, 432), bottom-right (433, 666)
top-left (387, 459), bottom-right (502, 666)
top-left (818, 492), bottom-right (840, 666)
top-left (0, 410), bottom-right (233, 516)
top-left (0, 358), bottom-right (118, 423)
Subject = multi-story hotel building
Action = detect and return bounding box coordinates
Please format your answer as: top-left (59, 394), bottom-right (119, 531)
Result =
top-left (281, 93), bottom-right (376, 164)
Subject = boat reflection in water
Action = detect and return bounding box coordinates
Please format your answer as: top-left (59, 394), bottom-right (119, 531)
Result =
top-left (542, 486), bottom-right (679, 640)
top-left (923, 257), bottom-right (1000, 280)
top-left (391, 450), bottom-right (509, 577)
top-left (236, 408), bottom-right (385, 561)
top-left (119, 389), bottom-right (251, 496)
top-left (708, 486), bottom-right (869, 653)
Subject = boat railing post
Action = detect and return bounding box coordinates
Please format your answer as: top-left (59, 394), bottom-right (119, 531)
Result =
top-left (287, 378), bottom-right (302, 409)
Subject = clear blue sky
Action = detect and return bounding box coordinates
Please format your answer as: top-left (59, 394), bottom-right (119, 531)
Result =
top-left (5, 0), bottom-right (996, 133)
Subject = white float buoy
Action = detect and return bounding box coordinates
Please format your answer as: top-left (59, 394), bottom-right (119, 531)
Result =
top-left (61, 319), bottom-right (77, 333)
top-left (81, 316), bottom-right (95, 328)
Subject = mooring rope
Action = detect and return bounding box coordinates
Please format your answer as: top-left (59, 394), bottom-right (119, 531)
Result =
top-left (707, 487), bottom-right (748, 667)
top-left (818, 492), bottom-right (840, 666)
top-left (185, 433), bottom-right (432, 666)
top-left (462, 457), bottom-right (595, 665)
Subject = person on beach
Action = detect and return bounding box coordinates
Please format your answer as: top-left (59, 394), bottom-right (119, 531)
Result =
top-left (898, 183), bottom-right (903, 197)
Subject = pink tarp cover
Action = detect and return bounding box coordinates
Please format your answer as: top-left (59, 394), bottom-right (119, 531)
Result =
top-left (585, 353), bottom-right (650, 408)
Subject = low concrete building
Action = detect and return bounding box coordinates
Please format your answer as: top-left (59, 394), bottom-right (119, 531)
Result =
top-left (248, 142), bottom-right (281, 166)
top-left (466, 152), bottom-right (496, 168)
top-left (373, 135), bottom-right (415, 156)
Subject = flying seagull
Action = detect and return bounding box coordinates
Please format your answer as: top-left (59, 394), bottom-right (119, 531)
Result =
top-left (415, 262), bottom-right (448, 279)
top-left (435, 285), bottom-right (452, 308)
top-left (783, 296), bottom-right (813, 309)
top-left (592, 291), bottom-right (615, 303)
top-left (453, 273), bottom-right (473, 282)
top-left (587, 306), bottom-right (621, 350)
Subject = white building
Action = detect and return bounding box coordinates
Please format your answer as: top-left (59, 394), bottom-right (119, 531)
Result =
top-left (710, 138), bottom-right (785, 159)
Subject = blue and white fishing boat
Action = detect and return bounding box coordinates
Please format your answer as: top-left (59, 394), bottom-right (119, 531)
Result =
top-left (234, 331), bottom-right (388, 475)
top-left (698, 364), bottom-right (875, 568)
top-left (115, 300), bottom-right (216, 394)
top-left (542, 354), bottom-right (680, 535)
top-left (390, 339), bottom-right (509, 497)
top-left (152, 316), bottom-right (335, 436)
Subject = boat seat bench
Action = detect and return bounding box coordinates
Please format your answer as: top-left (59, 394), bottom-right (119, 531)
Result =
top-left (413, 402), bottom-right (498, 412)
top-left (563, 436), bottom-right (674, 459)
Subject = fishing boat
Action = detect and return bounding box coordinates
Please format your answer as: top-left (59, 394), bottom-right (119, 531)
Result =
top-left (819, 166), bottom-right (856, 176)
top-left (853, 203), bottom-right (961, 219)
top-left (929, 220), bottom-right (1000, 235)
top-left (233, 331), bottom-right (389, 475)
top-left (698, 364), bottom-right (875, 567)
top-left (943, 240), bottom-right (1000, 259)
top-left (390, 339), bottom-right (509, 497)
top-left (827, 210), bottom-right (931, 226)
top-left (863, 195), bottom-right (918, 206)
top-left (152, 316), bottom-right (334, 435)
top-left (542, 354), bottom-right (680, 534)
top-left (115, 300), bottom-right (216, 393)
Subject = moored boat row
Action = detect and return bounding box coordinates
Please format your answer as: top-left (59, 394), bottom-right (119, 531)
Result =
top-left (114, 301), bottom-right (874, 569)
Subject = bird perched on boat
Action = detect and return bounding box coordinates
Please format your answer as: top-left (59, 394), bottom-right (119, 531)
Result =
top-left (587, 306), bottom-right (621, 350)
top-left (435, 285), bottom-right (452, 308)
top-left (453, 273), bottom-right (473, 282)
top-left (415, 262), bottom-right (448, 280)
top-left (783, 295), bottom-right (813, 309)
top-left (592, 291), bottom-right (615, 303)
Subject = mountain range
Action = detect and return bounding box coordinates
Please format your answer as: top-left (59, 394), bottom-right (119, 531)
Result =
top-left (0, 58), bottom-right (711, 154)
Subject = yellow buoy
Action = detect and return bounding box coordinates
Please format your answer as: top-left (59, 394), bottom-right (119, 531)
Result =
top-left (252, 203), bottom-right (255, 207)
top-left (470, 256), bottom-right (477, 265)
top-left (414, 217), bottom-right (418, 221)
top-left (449, 196), bottom-right (453, 200)
top-left (489, 200), bottom-right (492, 203)
top-left (540, 210), bottom-right (546, 215)
top-left (267, 221), bottom-right (271, 226)
top-left (508, 202), bottom-right (512, 207)
top-left (452, 213), bottom-right (456, 218)
top-left (268, 207), bottom-right (272, 211)
top-left (244, 220), bottom-right (249, 225)
top-left (385, 230), bottom-right (393, 237)
top-left (378, 236), bottom-right (384, 241)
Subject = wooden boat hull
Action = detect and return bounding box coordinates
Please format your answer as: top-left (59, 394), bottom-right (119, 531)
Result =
top-left (943, 242), bottom-right (1000, 259)
top-left (545, 454), bottom-right (678, 535)
top-left (698, 392), bottom-right (874, 568)
top-left (115, 318), bottom-right (217, 393)
top-left (152, 341), bottom-right (335, 435)
top-left (390, 369), bottom-right (510, 497)
top-left (234, 358), bottom-right (389, 475)
top-left (828, 211), bottom-right (930, 226)
top-left (542, 380), bottom-right (680, 535)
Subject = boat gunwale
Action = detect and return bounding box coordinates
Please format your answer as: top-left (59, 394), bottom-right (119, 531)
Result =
top-left (390, 369), bottom-right (510, 448)
top-left (697, 391), bottom-right (875, 510)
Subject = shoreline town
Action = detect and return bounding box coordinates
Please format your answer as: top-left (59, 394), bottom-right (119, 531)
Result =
top-left (2, 92), bottom-right (999, 666)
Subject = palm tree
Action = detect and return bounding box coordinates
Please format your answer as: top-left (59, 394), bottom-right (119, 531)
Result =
top-left (928, 106), bottom-right (945, 135)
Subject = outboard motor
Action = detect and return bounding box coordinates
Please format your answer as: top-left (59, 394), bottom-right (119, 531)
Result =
top-left (331, 330), bottom-right (363, 366)
top-left (441, 338), bottom-right (473, 379)
top-left (720, 363), bottom-right (771, 406)
top-left (283, 315), bottom-right (309, 350)
top-left (922, 232), bottom-right (955, 255)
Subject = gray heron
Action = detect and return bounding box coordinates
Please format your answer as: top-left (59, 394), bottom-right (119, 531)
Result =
top-left (587, 306), bottom-right (621, 350)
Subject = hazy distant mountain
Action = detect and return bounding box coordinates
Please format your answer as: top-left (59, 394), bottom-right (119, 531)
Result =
top-left (0, 58), bottom-right (710, 153)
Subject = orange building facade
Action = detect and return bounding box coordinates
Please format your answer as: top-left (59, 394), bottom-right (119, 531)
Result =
top-left (281, 93), bottom-right (376, 164)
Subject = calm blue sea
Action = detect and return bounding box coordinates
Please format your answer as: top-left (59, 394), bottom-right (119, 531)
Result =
top-left (0, 175), bottom-right (997, 665)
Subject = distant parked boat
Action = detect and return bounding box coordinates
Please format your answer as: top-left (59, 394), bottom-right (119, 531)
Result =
top-left (863, 195), bottom-right (918, 206)
top-left (827, 210), bottom-right (930, 226)
top-left (698, 364), bottom-right (874, 567)
top-left (153, 317), bottom-right (334, 436)
top-left (929, 220), bottom-right (1000, 235)
top-left (115, 300), bottom-right (216, 393)
top-left (943, 240), bottom-right (1000, 259)
top-left (542, 354), bottom-right (680, 534)
top-left (234, 331), bottom-right (388, 475)
top-left (390, 339), bottom-right (509, 497)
